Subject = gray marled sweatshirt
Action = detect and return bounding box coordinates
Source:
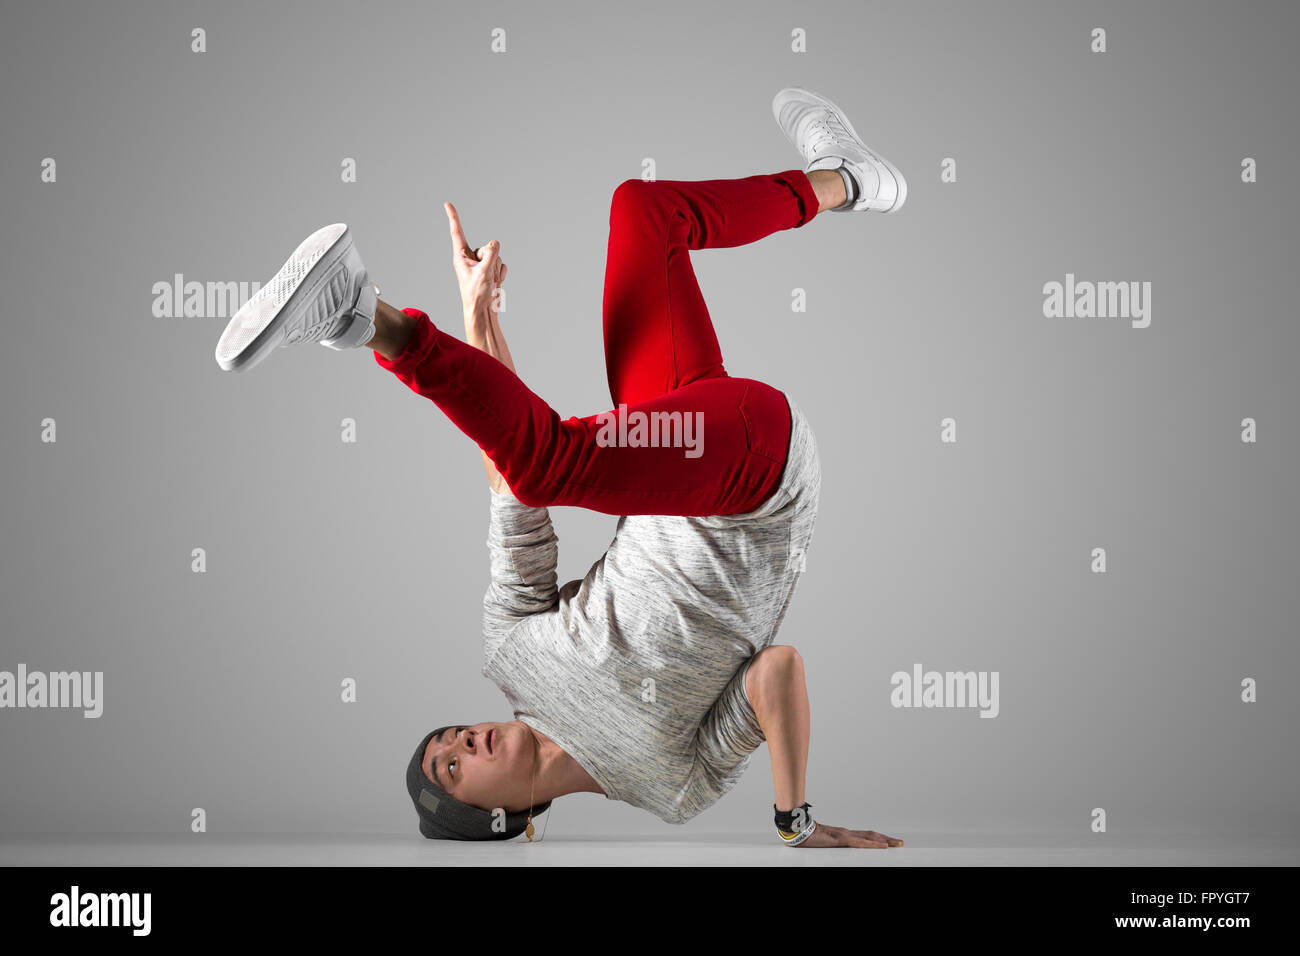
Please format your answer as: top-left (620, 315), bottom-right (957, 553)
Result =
top-left (480, 394), bottom-right (821, 824)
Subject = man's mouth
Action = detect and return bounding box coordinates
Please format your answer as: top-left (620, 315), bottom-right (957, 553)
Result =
top-left (487, 728), bottom-right (495, 755)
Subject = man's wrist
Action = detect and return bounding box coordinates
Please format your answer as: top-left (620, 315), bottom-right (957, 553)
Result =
top-left (463, 301), bottom-right (492, 331)
top-left (775, 802), bottom-right (816, 846)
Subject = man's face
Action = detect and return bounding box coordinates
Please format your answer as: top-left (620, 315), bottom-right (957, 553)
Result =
top-left (421, 721), bottom-right (537, 813)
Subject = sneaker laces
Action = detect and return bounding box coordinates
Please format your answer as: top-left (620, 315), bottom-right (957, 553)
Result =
top-left (804, 112), bottom-right (852, 155)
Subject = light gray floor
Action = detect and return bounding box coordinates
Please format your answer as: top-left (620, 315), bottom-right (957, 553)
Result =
top-left (3, 833), bottom-right (1295, 867)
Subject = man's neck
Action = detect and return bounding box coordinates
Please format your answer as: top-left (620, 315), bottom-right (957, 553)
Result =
top-left (528, 725), bottom-right (606, 800)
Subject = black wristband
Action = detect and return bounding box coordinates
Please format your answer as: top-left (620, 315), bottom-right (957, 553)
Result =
top-left (773, 802), bottom-right (811, 830)
top-left (774, 802), bottom-right (815, 845)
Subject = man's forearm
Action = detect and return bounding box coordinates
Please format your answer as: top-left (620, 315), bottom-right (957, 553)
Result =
top-left (746, 646), bottom-right (811, 812)
top-left (464, 303), bottom-right (516, 372)
top-left (464, 304), bottom-right (516, 493)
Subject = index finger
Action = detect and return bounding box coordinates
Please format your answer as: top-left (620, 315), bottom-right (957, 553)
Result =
top-left (444, 202), bottom-right (471, 254)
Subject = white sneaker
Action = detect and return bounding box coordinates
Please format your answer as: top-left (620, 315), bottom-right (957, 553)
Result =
top-left (214, 223), bottom-right (379, 372)
top-left (771, 86), bottom-right (907, 214)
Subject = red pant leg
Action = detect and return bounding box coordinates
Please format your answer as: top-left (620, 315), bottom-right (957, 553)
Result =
top-left (375, 309), bottom-right (791, 517)
top-left (602, 171), bottom-right (820, 407)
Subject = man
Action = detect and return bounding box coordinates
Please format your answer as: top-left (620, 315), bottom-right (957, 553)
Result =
top-left (216, 88), bottom-right (905, 849)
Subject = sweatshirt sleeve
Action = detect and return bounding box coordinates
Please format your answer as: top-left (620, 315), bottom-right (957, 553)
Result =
top-left (482, 486), bottom-right (560, 656)
top-left (684, 656), bottom-right (767, 811)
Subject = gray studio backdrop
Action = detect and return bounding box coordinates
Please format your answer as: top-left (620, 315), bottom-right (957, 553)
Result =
top-left (1, 0), bottom-right (1296, 840)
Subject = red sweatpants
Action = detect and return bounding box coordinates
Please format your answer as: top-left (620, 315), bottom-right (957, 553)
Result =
top-left (375, 169), bottom-right (821, 517)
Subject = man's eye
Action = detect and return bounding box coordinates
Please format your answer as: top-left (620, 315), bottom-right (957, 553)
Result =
top-left (449, 759), bottom-right (456, 777)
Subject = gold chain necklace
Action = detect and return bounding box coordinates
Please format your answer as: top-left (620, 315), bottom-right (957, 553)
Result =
top-left (525, 729), bottom-right (549, 842)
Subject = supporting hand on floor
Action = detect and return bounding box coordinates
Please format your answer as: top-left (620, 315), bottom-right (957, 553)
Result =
top-left (794, 823), bottom-right (903, 849)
